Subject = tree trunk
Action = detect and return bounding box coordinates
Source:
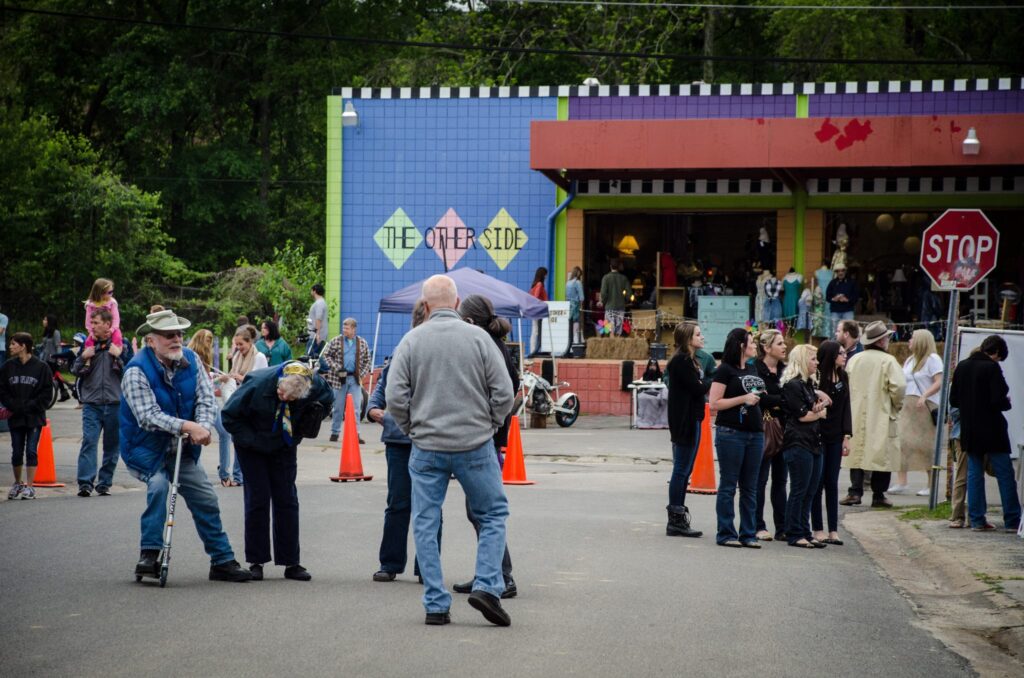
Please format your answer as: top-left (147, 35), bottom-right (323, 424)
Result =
top-left (702, 8), bottom-right (716, 83)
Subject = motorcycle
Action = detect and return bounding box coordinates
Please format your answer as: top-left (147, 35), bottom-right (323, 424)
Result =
top-left (517, 370), bottom-right (580, 427)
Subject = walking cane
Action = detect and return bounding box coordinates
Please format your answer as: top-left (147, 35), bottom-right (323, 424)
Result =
top-left (157, 435), bottom-right (187, 588)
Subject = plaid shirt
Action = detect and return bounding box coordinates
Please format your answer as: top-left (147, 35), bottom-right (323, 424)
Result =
top-left (122, 354), bottom-right (217, 454)
top-left (321, 334), bottom-right (371, 389)
top-left (764, 277), bottom-right (783, 299)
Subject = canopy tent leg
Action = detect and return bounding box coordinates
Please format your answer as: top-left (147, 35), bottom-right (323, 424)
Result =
top-left (368, 312), bottom-right (382, 395)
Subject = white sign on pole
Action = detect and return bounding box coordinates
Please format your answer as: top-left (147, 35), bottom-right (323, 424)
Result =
top-left (539, 301), bottom-right (570, 355)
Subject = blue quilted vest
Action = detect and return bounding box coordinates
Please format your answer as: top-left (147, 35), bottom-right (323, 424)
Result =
top-left (119, 347), bottom-right (201, 477)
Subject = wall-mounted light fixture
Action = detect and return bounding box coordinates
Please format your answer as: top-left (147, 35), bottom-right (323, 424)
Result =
top-left (962, 127), bottom-right (980, 155)
top-left (342, 101), bottom-right (359, 128)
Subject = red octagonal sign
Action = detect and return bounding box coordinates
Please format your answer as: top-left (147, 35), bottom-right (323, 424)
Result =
top-left (920, 209), bottom-right (1000, 291)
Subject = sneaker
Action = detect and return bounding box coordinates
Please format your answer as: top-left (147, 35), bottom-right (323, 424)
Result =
top-left (971, 522), bottom-right (996, 532)
top-left (887, 484), bottom-right (906, 494)
top-left (20, 486), bottom-right (36, 500)
top-left (78, 487), bottom-right (92, 497)
top-left (467, 590), bottom-right (511, 627)
top-left (209, 560), bottom-right (253, 582)
top-left (425, 611), bottom-right (451, 626)
top-left (284, 565), bottom-right (311, 581)
top-left (7, 483), bottom-right (22, 500)
top-left (329, 434), bottom-right (339, 442)
top-left (249, 563), bottom-right (264, 581)
top-left (916, 488), bottom-right (930, 497)
top-left (96, 486), bottom-right (110, 496)
top-left (372, 570), bottom-right (396, 582)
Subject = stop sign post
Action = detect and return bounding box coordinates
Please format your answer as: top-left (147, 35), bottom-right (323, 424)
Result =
top-left (919, 209), bottom-right (1000, 510)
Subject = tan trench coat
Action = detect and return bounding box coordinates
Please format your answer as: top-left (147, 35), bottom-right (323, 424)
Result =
top-left (842, 348), bottom-right (906, 472)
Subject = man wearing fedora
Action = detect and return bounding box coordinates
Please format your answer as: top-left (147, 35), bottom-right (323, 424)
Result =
top-left (840, 321), bottom-right (906, 508)
top-left (120, 309), bottom-right (252, 582)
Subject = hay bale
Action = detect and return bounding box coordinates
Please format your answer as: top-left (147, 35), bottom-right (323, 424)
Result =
top-left (585, 337), bottom-right (650, 361)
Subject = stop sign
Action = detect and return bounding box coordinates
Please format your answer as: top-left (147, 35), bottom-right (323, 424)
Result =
top-left (920, 209), bottom-right (1000, 291)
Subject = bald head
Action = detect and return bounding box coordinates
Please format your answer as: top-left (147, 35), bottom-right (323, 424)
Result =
top-left (422, 275), bottom-right (459, 311)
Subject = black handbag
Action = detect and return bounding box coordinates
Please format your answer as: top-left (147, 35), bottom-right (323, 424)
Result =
top-left (294, 401), bottom-right (327, 440)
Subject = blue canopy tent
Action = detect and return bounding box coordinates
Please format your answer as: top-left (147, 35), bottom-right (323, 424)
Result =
top-left (370, 267), bottom-right (551, 381)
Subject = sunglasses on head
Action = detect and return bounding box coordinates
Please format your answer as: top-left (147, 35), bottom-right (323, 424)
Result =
top-left (154, 330), bottom-right (183, 339)
top-left (105, 289), bottom-right (114, 295)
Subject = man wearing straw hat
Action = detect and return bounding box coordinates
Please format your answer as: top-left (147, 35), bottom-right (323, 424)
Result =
top-left (840, 320), bottom-right (906, 508)
top-left (120, 309), bottom-right (252, 582)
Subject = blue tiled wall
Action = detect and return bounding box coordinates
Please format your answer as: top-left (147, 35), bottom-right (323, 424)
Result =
top-left (340, 97), bottom-right (557, 359)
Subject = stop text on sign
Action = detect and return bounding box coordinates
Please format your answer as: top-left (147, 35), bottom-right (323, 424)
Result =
top-left (923, 233), bottom-right (995, 265)
top-left (918, 209), bottom-right (1000, 291)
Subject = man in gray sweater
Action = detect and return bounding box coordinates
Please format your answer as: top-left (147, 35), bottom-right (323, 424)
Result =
top-left (386, 274), bottom-right (514, 627)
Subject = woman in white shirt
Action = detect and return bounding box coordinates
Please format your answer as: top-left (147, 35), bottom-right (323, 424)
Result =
top-left (213, 325), bottom-right (269, 486)
top-left (892, 330), bottom-right (943, 495)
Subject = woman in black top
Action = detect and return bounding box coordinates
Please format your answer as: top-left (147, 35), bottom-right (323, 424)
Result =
top-left (665, 322), bottom-right (709, 538)
top-left (709, 328), bottom-right (764, 548)
top-left (812, 341), bottom-right (852, 545)
top-left (780, 344), bottom-right (828, 549)
top-left (754, 330), bottom-right (788, 541)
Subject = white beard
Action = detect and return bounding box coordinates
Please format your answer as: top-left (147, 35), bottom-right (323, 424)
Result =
top-left (164, 349), bottom-right (184, 362)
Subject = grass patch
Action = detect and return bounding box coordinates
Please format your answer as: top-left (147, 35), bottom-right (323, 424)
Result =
top-left (898, 502), bottom-right (953, 522)
top-left (972, 572), bottom-right (1024, 594)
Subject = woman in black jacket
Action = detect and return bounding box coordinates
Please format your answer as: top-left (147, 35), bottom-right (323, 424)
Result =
top-left (949, 335), bottom-right (1021, 532)
top-left (453, 294), bottom-right (519, 597)
top-left (666, 321), bottom-right (709, 538)
top-left (1, 333), bottom-right (53, 500)
top-left (812, 341), bottom-right (852, 545)
top-left (754, 330), bottom-right (788, 541)
top-left (780, 344), bottom-right (828, 549)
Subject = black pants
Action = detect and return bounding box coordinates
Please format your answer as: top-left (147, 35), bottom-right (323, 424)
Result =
top-left (756, 452), bottom-right (787, 536)
top-left (812, 439), bottom-right (844, 532)
top-left (236, 446), bottom-right (300, 566)
top-left (848, 468), bottom-right (891, 500)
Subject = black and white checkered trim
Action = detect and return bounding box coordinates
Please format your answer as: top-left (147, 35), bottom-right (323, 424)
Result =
top-left (576, 178), bottom-right (789, 196)
top-left (332, 78), bottom-right (1024, 99)
top-left (807, 176), bottom-right (1024, 195)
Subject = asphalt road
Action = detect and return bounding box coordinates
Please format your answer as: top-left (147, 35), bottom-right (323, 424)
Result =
top-left (1, 414), bottom-right (971, 678)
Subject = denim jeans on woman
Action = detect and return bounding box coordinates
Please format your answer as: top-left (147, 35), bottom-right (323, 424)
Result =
top-left (10, 426), bottom-right (42, 467)
top-left (812, 439), bottom-right (844, 533)
top-left (379, 443), bottom-right (441, 576)
top-left (669, 427), bottom-right (701, 507)
top-left (410, 441), bottom-right (509, 614)
top-left (215, 413), bottom-right (242, 484)
top-left (967, 453), bottom-right (1022, 530)
top-left (714, 426), bottom-right (764, 544)
top-left (783, 446), bottom-right (823, 544)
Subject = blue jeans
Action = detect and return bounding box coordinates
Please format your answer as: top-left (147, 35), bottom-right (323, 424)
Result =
top-left (669, 427), bottom-right (701, 506)
top-left (812, 439), bottom-right (844, 533)
top-left (10, 426), bottom-right (41, 467)
top-left (410, 441), bottom-right (509, 613)
top-left (331, 377), bottom-right (362, 436)
top-left (129, 450), bottom-right (235, 565)
top-left (967, 454), bottom-right (1022, 530)
top-left (77, 403), bottom-right (120, 490)
top-left (783, 446), bottom-right (823, 543)
top-left (379, 444), bottom-right (441, 575)
top-left (715, 426), bottom-right (764, 544)
top-left (215, 413), bottom-right (242, 484)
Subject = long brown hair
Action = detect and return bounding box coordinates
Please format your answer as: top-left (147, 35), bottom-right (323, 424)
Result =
top-left (187, 329), bottom-right (215, 371)
top-left (673, 322), bottom-right (701, 371)
top-left (85, 278), bottom-right (114, 305)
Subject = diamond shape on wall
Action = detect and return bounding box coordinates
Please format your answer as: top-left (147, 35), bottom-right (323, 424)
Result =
top-left (374, 208), bottom-right (422, 269)
top-left (480, 209), bottom-right (528, 270)
top-left (427, 208), bottom-right (474, 270)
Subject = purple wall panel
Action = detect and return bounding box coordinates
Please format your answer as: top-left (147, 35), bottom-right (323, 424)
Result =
top-left (808, 91), bottom-right (1024, 117)
top-left (569, 95), bottom-right (793, 120)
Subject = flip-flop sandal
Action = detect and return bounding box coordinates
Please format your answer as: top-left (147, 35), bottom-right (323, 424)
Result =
top-left (220, 478), bottom-right (232, 487)
top-left (755, 531), bottom-right (774, 541)
top-left (718, 540), bottom-right (743, 548)
top-left (822, 538), bottom-right (844, 545)
top-left (789, 541), bottom-right (816, 549)
top-left (810, 539), bottom-right (828, 549)
top-left (948, 520), bottom-right (964, 529)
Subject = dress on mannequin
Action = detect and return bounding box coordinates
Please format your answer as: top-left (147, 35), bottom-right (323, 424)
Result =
top-left (797, 289), bottom-right (812, 331)
top-left (764, 275), bottom-right (783, 322)
top-left (815, 265), bottom-right (833, 335)
top-left (754, 270), bottom-right (771, 322)
top-left (811, 287), bottom-right (827, 337)
top-left (782, 270), bottom-right (803, 318)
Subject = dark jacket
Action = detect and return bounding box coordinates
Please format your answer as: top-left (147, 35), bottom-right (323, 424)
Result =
top-left (0, 356), bottom-right (52, 428)
top-left (781, 377), bottom-right (821, 453)
top-left (492, 337), bottom-right (520, 449)
top-left (367, 364), bottom-right (411, 447)
top-left (819, 374), bottom-right (853, 443)
top-left (667, 353), bottom-right (708, 445)
top-left (755, 359), bottom-right (786, 422)
top-left (72, 343), bottom-right (123, 405)
top-left (949, 353), bottom-right (1011, 456)
top-left (825, 278), bottom-right (859, 314)
top-left (222, 367), bottom-right (334, 454)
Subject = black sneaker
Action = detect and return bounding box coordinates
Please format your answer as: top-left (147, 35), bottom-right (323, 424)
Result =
top-left (135, 550), bottom-right (159, 577)
top-left (467, 590), bottom-right (511, 627)
top-left (372, 570), bottom-right (396, 582)
top-left (209, 560), bottom-right (253, 582)
top-left (284, 565), bottom-right (311, 581)
top-left (78, 487), bottom-right (92, 497)
top-left (96, 486), bottom-right (110, 496)
top-left (453, 580), bottom-right (473, 594)
top-left (358, 437), bottom-right (365, 445)
top-left (501, 577), bottom-right (518, 599)
top-left (329, 434), bottom-right (339, 442)
top-left (425, 611), bottom-right (451, 626)
top-left (249, 563), bottom-right (264, 581)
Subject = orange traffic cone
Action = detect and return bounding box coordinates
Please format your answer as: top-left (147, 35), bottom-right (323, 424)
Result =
top-left (32, 419), bottom-right (66, 488)
top-left (687, 404), bottom-right (717, 495)
top-left (330, 394), bottom-right (372, 482)
top-left (502, 416), bottom-right (534, 485)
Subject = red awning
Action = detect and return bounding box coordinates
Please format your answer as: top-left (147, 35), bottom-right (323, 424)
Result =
top-left (530, 114), bottom-right (1024, 189)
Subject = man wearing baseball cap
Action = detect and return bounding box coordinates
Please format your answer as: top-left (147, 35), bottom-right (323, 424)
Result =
top-left (120, 309), bottom-right (252, 583)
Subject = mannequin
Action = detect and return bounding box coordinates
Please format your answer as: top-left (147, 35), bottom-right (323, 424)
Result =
top-left (831, 223), bottom-right (849, 271)
top-left (756, 227), bottom-right (775, 272)
top-left (815, 261), bottom-right (833, 336)
top-left (763, 270), bottom-right (782, 322)
top-left (782, 267), bottom-right (803, 319)
top-left (755, 270), bottom-right (772, 322)
top-left (797, 288), bottom-right (812, 331)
